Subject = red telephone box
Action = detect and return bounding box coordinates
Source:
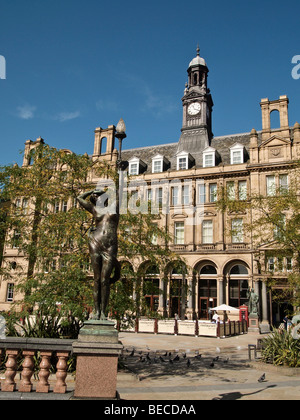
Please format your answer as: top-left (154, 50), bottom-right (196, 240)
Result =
top-left (239, 305), bottom-right (249, 326)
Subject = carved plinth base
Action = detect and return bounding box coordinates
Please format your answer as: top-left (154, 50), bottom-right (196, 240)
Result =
top-left (248, 315), bottom-right (260, 333)
top-left (73, 320), bottom-right (123, 399)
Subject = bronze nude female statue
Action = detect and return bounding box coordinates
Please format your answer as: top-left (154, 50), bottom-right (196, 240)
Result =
top-left (77, 188), bottom-right (120, 320)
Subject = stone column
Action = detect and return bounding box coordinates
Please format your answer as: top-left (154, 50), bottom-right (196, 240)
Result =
top-left (261, 281), bottom-right (268, 322)
top-left (218, 276), bottom-right (224, 305)
top-left (186, 276), bottom-right (193, 319)
top-left (194, 277), bottom-right (199, 317)
top-left (225, 274), bottom-right (230, 305)
top-left (258, 281), bottom-right (270, 333)
top-left (166, 277), bottom-right (171, 317)
top-left (158, 277), bottom-right (165, 316)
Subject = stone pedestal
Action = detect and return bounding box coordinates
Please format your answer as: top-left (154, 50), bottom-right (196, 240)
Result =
top-left (248, 314), bottom-right (260, 333)
top-left (73, 320), bottom-right (123, 399)
top-left (259, 321), bottom-right (270, 334)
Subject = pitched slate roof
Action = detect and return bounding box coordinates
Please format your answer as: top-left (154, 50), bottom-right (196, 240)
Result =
top-left (121, 142), bottom-right (178, 172)
top-left (120, 130), bottom-right (262, 173)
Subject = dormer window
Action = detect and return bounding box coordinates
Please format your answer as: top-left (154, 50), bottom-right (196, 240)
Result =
top-left (203, 146), bottom-right (216, 168)
top-left (152, 154), bottom-right (163, 173)
top-left (129, 163), bottom-right (138, 175)
top-left (153, 160), bottom-right (162, 173)
top-left (176, 151), bottom-right (193, 171)
top-left (232, 150), bottom-right (243, 164)
top-left (178, 156), bottom-right (188, 170)
top-left (230, 143), bottom-right (244, 165)
top-left (128, 157), bottom-right (140, 175)
top-left (128, 156), bottom-right (147, 175)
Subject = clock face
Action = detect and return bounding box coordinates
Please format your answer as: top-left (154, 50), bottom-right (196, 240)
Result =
top-left (187, 102), bottom-right (201, 115)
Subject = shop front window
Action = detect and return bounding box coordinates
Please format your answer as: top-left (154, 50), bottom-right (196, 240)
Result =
top-left (228, 264), bottom-right (249, 307)
top-left (229, 279), bottom-right (248, 307)
top-left (169, 265), bottom-right (188, 318)
top-left (198, 265), bottom-right (217, 319)
top-left (143, 264), bottom-right (160, 314)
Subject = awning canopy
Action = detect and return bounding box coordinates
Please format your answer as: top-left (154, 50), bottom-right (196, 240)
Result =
top-left (211, 304), bottom-right (240, 312)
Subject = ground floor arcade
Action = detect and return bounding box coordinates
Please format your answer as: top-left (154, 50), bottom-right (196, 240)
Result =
top-left (121, 256), bottom-right (275, 326)
top-left (119, 253), bottom-right (292, 325)
top-left (0, 254), bottom-right (295, 329)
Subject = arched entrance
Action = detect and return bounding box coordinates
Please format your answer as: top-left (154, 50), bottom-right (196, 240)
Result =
top-left (142, 263), bottom-right (160, 315)
top-left (197, 263), bottom-right (218, 320)
top-left (166, 262), bottom-right (188, 318)
top-left (226, 262), bottom-right (249, 308)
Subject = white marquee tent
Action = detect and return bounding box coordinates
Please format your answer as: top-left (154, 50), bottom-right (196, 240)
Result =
top-left (211, 304), bottom-right (240, 312)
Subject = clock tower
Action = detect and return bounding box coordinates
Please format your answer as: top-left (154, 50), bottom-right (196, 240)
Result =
top-left (177, 47), bottom-right (213, 157)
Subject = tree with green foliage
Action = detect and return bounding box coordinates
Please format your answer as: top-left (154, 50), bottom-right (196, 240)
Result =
top-left (0, 144), bottom-right (95, 335)
top-left (0, 142), bottom-right (181, 336)
top-left (216, 163), bottom-right (300, 312)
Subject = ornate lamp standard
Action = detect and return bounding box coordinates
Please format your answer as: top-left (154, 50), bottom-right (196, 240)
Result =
top-left (115, 118), bottom-right (127, 161)
top-left (74, 118), bottom-right (126, 399)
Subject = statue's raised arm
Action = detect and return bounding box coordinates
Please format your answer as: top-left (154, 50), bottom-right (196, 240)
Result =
top-left (76, 190), bottom-right (96, 214)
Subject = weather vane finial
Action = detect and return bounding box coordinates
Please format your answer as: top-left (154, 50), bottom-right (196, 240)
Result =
top-left (196, 44), bottom-right (200, 56)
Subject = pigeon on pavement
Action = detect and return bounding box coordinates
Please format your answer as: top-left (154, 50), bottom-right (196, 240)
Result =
top-left (258, 373), bottom-right (266, 383)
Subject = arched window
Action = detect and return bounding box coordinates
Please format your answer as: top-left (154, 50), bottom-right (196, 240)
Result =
top-left (228, 264), bottom-right (248, 307)
top-left (100, 137), bottom-right (107, 155)
top-left (193, 73), bottom-right (198, 85)
top-left (230, 264), bottom-right (248, 275)
top-left (167, 263), bottom-right (187, 318)
top-left (200, 265), bottom-right (217, 275)
top-left (198, 264), bottom-right (217, 319)
top-left (143, 264), bottom-right (160, 314)
top-left (146, 264), bottom-right (160, 276)
top-left (270, 109), bottom-right (280, 129)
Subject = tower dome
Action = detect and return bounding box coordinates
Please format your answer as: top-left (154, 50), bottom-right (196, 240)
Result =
top-left (189, 46), bottom-right (207, 68)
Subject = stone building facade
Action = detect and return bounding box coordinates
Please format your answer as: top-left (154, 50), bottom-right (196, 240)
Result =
top-left (0, 49), bottom-right (299, 328)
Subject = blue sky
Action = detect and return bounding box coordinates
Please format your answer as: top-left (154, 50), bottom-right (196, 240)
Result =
top-left (0, 0), bottom-right (299, 165)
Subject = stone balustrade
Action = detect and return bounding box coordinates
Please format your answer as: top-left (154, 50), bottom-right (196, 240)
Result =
top-left (0, 337), bottom-right (74, 394)
top-left (0, 319), bottom-right (248, 396)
